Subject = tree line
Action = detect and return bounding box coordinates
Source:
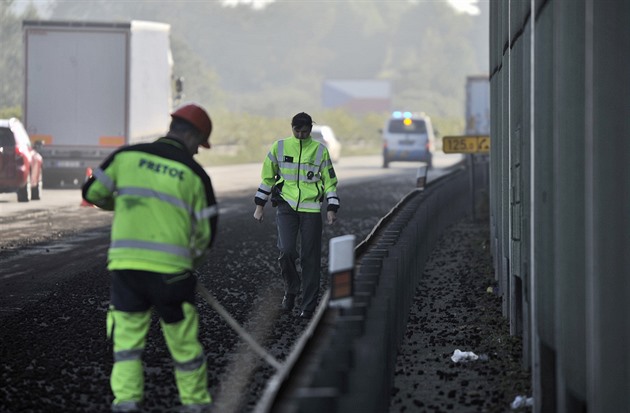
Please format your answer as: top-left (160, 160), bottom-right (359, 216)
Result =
top-left (0, 0), bottom-right (488, 155)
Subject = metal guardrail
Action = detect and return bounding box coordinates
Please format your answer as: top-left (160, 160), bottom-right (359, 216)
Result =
top-left (256, 159), bottom-right (483, 413)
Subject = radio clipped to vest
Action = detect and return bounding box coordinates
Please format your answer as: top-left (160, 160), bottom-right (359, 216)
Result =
top-left (270, 181), bottom-right (283, 207)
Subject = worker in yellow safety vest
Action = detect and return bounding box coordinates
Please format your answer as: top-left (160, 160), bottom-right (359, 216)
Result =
top-left (253, 112), bottom-right (339, 319)
top-left (82, 103), bottom-right (218, 413)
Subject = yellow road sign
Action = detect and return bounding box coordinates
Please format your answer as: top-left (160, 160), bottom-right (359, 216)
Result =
top-left (477, 136), bottom-right (490, 152)
top-left (442, 135), bottom-right (490, 154)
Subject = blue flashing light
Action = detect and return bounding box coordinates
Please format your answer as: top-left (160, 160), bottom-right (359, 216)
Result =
top-left (392, 111), bottom-right (415, 119)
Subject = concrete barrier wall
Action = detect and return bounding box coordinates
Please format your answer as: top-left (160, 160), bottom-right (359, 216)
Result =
top-left (490, 1), bottom-right (630, 411)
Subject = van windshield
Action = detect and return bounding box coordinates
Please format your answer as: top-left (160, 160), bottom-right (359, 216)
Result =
top-left (388, 119), bottom-right (427, 134)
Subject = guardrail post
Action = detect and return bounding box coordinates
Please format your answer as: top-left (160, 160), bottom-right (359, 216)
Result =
top-left (329, 235), bottom-right (356, 309)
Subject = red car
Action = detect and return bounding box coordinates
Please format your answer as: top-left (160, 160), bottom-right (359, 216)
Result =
top-left (0, 118), bottom-right (43, 202)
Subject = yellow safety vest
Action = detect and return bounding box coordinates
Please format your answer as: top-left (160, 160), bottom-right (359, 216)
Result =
top-left (255, 136), bottom-right (339, 213)
top-left (83, 137), bottom-right (219, 273)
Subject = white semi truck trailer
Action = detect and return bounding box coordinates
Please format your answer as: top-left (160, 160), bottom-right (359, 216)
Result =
top-left (23, 20), bottom-right (174, 187)
top-left (465, 75), bottom-right (490, 136)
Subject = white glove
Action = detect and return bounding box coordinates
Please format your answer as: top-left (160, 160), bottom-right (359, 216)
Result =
top-left (253, 205), bottom-right (264, 223)
top-left (327, 210), bottom-right (337, 225)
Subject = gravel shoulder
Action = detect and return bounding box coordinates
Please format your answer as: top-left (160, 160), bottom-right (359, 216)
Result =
top-left (0, 160), bottom-right (532, 413)
top-left (389, 218), bottom-right (532, 413)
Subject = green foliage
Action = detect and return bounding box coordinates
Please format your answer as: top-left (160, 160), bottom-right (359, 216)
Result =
top-left (194, 110), bottom-right (289, 166)
top-left (0, 0), bottom-right (487, 165)
top-left (431, 116), bottom-right (466, 150)
top-left (194, 109), bottom-right (386, 167)
top-left (169, 36), bottom-right (224, 110)
top-left (44, 0), bottom-right (487, 119)
top-left (0, 0), bottom-right (39, 110)
top-left (312, 109), bottom-right (385, 154)
top-left (0, 105), bottom-right (22, 119)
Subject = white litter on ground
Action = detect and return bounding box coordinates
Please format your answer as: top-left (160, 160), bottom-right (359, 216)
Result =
top-left (450, 349), bottom-right (479, 362)
top-left (510, 395), bottom-right (534, 409)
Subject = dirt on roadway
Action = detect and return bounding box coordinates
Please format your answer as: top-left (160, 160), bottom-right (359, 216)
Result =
top-left (0, 161), bottom-right (428, 412)
top-left (0, 155), bottom-right (531, 413)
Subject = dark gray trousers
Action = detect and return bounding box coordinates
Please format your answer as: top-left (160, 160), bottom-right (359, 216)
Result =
top-left (276, 201), bottom-right (322, 312)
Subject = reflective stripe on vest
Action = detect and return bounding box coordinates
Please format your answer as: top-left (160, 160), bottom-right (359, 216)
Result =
top-left (314, 143), bottom-right (324, 166)
top-left (327, 191), bottom-right (340, 206)
top-left (255, 183), bottom-right (273, 202)
top-left (196, 204), bottom-right (218, 220)
top-left (280, 172), bottom-right (322, 183)
top-left (111, 239), bottom-right (192, 259)
top-left (118, 187), bottom-right (193, 213)
top-left (277, 140), bottom-right (285, 160)
top-left (93, 167), bottom-right (115, 192)
top-left (276, 140), bottom-right (325, 183)
top-left (115, 187), bottom-right (217, 222)
top-left (283, 198), bottom-right (321, 211)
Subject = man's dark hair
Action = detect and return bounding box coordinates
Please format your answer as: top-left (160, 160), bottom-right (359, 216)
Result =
top-left (169, 117), bottom-right (203, 141)
top-left (291, 112), bottom-right (313, 127)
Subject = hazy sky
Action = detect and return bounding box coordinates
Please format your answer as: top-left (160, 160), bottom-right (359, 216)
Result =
top-left (220, 0), bottom-right (481, 14)
top-left (13, 0), bottom-right (482, 17)
top-left (445, 0), bottom-right (481, 15)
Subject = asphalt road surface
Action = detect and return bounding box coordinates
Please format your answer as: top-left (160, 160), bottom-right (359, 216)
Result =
top-left (0, 154), bottom-right (464, 412)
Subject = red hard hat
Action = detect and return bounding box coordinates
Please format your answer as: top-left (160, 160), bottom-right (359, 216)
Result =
top-left (170, 104), bottom-right (212, 148)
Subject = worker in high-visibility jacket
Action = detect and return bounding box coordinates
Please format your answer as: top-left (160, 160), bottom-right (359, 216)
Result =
top-left (253, 112), bottom-right (339, 319)
top-left (82, 103), bottom-right (218, 413)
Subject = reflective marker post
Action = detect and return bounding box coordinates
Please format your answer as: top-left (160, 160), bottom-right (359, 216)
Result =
top-left (328, 235), bottom-right (356, 309)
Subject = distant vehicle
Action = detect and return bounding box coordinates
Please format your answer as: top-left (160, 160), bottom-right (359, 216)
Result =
top-left (311, 125), bottom-right (342, 163)
top-left (0, 118), bottom-right (43, 202)
top-left (381, 111), bottom-right (436, 168)
top-left (23, 20), bottom-right (174, 188)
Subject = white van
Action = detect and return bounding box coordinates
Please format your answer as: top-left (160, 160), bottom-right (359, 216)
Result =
top-left (381, 111), bottom-right (435, 168)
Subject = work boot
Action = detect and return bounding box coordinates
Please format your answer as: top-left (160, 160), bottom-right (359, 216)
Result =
top-left (281, 294), bottom-right (296, 311)
top-left (178, 403), bottom-right (213, 412)
top-left (111, 401), bottom-right (141, 412)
